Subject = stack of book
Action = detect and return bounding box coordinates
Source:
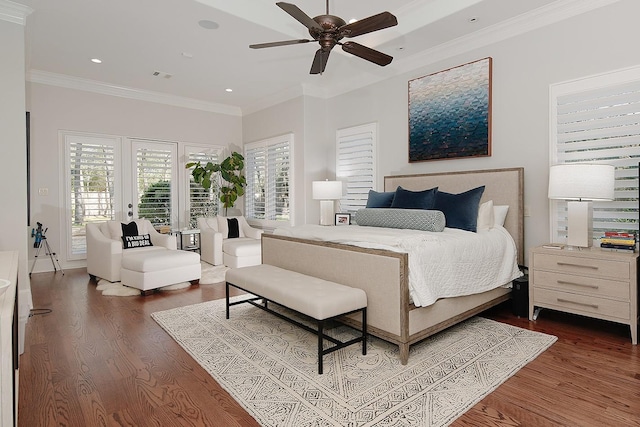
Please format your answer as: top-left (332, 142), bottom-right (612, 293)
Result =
top-left (600, 232), bottom-right (637, 252)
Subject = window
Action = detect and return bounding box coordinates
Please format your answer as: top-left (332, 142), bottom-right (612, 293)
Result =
top-left (63, 133), bottom-right (121, 259)
top-left (185, 146), bottom-right (224, 228)
top-left (550, 66), bottom-right (640, 244)
top-left (336, 123), bottom-right (377, 213)
top-left (245, 133), bottom-right (293, 225)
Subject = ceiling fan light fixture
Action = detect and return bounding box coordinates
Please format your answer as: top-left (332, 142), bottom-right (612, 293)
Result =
top-left (250, 1), bottom-right (397, 74)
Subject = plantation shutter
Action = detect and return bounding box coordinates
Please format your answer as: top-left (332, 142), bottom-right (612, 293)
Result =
top-left (245, 133), bottom-right (292, 223)
top-left (135, 146), bottom-right (174, 226)
top-left (187, 148), bottom-right (222, 227)
top-left (336, 123), bottom-right (376, 213)
top-left (551, 69), bottom-right (640, 244)
top-left (68, 137), bottom-right (117, 256)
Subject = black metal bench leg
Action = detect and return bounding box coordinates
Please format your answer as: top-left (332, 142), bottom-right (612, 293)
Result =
top-left (225, 282), bottom-right (230, 319)
top-left (318, 319), bottom-right (324, 375)
top-left (362, 307), bottom-right (367, 355)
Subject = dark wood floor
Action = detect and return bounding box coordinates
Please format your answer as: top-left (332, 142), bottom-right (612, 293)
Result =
top-left (20, 268), bottom-right (640, 426)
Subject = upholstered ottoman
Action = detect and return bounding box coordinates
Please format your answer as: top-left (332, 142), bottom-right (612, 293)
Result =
top-left (121, 249), bottom-right (201, 294)
top-left (223, 238), bottom-right (262, 268)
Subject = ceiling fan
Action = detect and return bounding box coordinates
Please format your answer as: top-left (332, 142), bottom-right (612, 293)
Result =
top-left (249, 1), bottom-right (398, 74)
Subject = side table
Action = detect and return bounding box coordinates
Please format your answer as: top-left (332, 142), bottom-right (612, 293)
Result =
top-left (529, 245), bottom-right (638, 344)
top-left (171, 229), bottom-right (201, 254)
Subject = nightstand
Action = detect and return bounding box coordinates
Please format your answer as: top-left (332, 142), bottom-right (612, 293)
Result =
top-left (529, 245), bottom-right (638, 344)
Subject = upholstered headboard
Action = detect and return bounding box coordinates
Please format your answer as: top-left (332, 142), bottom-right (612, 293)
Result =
top-left (384, 167), bottom-right (524, 264)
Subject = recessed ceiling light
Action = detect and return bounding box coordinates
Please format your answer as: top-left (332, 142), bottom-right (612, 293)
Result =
top-left (198, 20), bottom-right (219, 30)
top-left (91, 58), bottom-right (102, 64)
top-left (225, 88), bottom-right (233, 93)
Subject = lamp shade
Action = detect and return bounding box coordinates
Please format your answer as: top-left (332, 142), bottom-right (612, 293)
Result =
top-left (312, 180), bottom-right (342, 200)
top-left (548, 164), bottom-right (615, 201)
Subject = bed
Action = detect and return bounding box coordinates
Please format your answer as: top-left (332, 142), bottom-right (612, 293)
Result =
top-left (261, 167), bottom-right (524, 364)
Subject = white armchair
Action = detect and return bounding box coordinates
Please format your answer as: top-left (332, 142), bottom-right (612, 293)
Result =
top-left (198, 216), bottom-right (263, 268)
top-left (86, 219), bottom-right (175, 282)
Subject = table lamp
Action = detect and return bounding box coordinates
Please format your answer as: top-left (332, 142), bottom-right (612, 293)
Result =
top-left (548, 163), bottom-right (615, 248)
top-left (312, 180), bottom-right (342, 226)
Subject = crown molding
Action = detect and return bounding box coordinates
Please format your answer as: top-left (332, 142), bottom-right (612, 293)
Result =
top-left (322, 0), bottom-right (620, 100)
top-left (0, 0), bottom-right (32, 25)
top-left (27, 70), bottom-right (242, 116)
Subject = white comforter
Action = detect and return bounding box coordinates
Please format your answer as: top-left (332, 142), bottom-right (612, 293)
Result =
top-left (273, 225), bottom-right (522, 307)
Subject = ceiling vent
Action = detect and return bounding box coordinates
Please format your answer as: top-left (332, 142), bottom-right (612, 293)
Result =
top-left (152, 70), bottom-right (173, 79)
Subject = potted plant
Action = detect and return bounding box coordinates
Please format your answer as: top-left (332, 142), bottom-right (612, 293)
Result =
top-left (186, 151), bottom-right (247, 215)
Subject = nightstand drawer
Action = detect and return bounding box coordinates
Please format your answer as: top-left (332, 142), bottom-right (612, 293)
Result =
top-left (533, 270), bottom-right (630, 300)
top-left (535, 288), bottom-right (630, 320)
top-left (533, 253), bottom-right (629, 280)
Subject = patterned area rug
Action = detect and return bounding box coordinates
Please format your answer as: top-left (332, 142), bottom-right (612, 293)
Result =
top-left (152, 298), bottom-right (557, 426)
top-left (97, 261), bottom-right (230, 296)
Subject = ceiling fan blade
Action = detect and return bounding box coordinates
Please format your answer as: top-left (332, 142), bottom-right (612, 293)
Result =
top-left (310, 49), bottom-right (331, 74)
top-left (249, 39), bottom-right (311, 49)
top-left (277, 2), bottom-right (324, 32)
top-left (341, 41), bottom-right (393, 67)
top-left (339, 12), bottom-right (398, 38)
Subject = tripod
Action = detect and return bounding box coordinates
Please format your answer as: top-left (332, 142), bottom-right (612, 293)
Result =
top-left (30, 229), bottom-right (64, 276)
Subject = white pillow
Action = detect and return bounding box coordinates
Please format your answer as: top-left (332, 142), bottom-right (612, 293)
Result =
top-left (494, 205), bottom-right (509, 227)
top-left (476, 200), bottom-right (495, 231)
top-left (216, 216), bottom-right (245, 238)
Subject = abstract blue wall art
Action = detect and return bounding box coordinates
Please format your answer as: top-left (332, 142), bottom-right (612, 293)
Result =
top-left (408, 57), bottom-right (492, 162)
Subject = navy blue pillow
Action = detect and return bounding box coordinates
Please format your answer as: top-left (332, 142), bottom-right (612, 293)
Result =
top-left (434, 186), bottom-right (485, 232)
top-left (390, 186), bottom-right (438, 210)
top-left (366, 190), bottom-right (395, 208)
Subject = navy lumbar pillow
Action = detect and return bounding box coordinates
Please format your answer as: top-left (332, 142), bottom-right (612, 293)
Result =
top-left (390, 186), bottom-right (438, 210)
top-left (434, 186), bottom-right (485, 232)
top-left (227, 218), bottom-right (240, 239)
top-left (122, 234), bottom-right (153, 249)
top-left (365, 190), bottom-right (396, 208)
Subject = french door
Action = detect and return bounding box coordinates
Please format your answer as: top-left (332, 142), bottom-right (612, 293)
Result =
top-left (63, 132), bottom-right (178, 260)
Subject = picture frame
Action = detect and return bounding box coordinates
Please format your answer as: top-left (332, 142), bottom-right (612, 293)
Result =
top-left (335, 213), bottom-right (351, 226)
top-left (408, 57), bottom-right (492, 162)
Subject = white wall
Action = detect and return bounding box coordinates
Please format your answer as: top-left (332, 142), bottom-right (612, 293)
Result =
top-left (242, 96), bottom-right (331, 226)
top-left (244, 0), bottom-right (639, 265)
top-left (0, 15), bottom-right (31, 316)
top-left (27, 83), bottom-right (242, 269)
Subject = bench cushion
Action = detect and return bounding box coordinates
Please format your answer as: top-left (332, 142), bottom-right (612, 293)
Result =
top-left (226, 264), bottom-right (367, 320)
top-left (122, 249), bottom-right (200, 272)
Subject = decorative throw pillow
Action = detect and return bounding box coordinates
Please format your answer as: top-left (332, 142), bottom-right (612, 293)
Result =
top-left (216, 216), bottom-right (245, 238)
top-left (121, 221), bottom-right (139, 238)
top-left (365, 190), bottom-right (395, 208)
top-left (108, 219), bottom-right (147, 240)
top-left (434, 186), bottom-right (485, 232)
top-left (494, 205), bottom-right (510, 227)
top-left (390, 186), bottom-right (438, 210)
top-left (476, 200), bottom-right (495, 231)
top-left (122, 234), bottom-right (153, 249)
top-left (354, 208), bottom-right (445, 232)
top-left (227, 218), bottom-right (240, 239)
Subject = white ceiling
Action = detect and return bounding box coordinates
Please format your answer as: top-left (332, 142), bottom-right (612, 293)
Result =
top-left (18, 0), bottom-right (586, 114)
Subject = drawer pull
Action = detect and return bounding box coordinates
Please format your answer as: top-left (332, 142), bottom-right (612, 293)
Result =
top-left (556, 262), bottom-right (598, 270)
top-left (557, 280), bottom-right (599, 289)
top-left (556, 298), bottom-right (599, 309)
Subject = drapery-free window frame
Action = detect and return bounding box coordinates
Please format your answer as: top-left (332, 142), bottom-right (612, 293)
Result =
top-left (550, 65), bottom-right (640, 245)
top-left (244, 133), bottom-right (293, 226)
